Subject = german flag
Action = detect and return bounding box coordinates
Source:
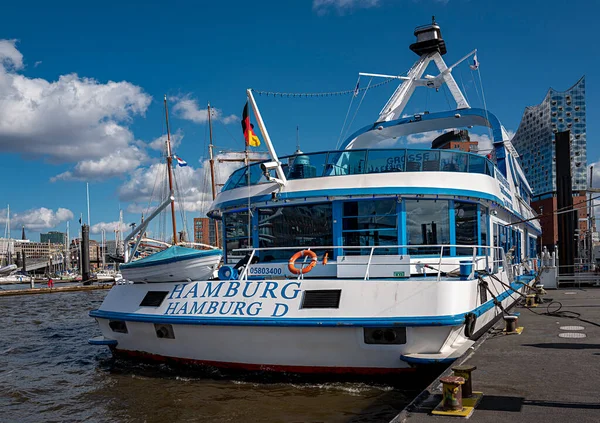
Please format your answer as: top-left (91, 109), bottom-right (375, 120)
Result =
top-left (241, 102), bottom-right (261, 147)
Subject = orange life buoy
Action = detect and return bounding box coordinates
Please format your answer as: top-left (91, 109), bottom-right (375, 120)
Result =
top-left (288, 249), bottom-right (318, 275)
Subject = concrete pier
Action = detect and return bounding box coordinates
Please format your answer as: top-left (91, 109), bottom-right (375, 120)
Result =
top-left (394, 288), bottom-right (600, 423)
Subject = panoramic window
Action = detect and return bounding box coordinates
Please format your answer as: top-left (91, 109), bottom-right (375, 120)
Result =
top-left (455, 202), bottom-right (478, 255)
top-left (325, 150), bottom-right (367, 176)
top-left (406, 149), bottom-right (440, 172)
top-left (405, 200), bottom-right (450, 255)
top-left (286, 153), bottom-right (327, 180)
top-left (342, 199), bottom-right (398, 255)
top-left (257, 203), bottom-right (332, 261)
top-left (224, 211), bottom-right (253, 262)
top-left (366, 150), bottom-right (406, 173)
top-left (440, 151), bottom-right (467, 172)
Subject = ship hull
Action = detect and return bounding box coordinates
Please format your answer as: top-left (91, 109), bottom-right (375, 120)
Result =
top-left (90, 272), bottom-right (531, 374)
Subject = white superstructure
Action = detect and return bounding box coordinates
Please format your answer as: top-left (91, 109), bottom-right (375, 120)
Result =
top-left (90, 20), bottom-right (541, 375)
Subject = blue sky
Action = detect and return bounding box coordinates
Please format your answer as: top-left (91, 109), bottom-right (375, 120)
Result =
top-left (0, 0), bottom-right (597, 242)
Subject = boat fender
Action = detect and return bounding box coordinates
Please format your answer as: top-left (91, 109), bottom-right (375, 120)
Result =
top-left (322, 252), bottom-right (328, 265)
top-left (464, 312), bottom-right (477, 339)
top-left (288, 250), bottom-right (318, 275)
top-left (218, 266), bottom-right (239, 281)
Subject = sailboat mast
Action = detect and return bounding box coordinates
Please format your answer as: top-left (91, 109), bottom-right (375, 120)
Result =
top-left (207, 102), bottom-right (220, 247)
top-left (164, 95), bottom-right (178, 245)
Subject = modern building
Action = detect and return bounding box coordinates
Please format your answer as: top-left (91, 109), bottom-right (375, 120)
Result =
top-left (14, 239), bottom-right (64, 260)
top-left (512, 77), bottom-right (587, 249)
top-left (40, 231), bottom-right (66, 244)
top-left (69, 238), bottom-right (102, 270)
top-left (431, 129), bottom-right (478, 153)
top-left (194, 217), bottom-right (220, 247)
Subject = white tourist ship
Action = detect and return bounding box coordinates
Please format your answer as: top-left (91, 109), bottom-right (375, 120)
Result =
top-left (90, 21), bottom-right (541, 375)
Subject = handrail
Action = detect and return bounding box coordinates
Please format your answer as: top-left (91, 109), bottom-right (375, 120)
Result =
top-left (234, 244), bottom-right (508, 282)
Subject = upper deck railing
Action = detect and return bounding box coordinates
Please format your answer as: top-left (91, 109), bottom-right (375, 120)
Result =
top-left (232, 244), bottom-right (517, 283)
top-left (222, 148), bottom-right (495, 192)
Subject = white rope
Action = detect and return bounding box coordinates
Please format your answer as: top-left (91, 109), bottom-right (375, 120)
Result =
top-left (335, 76), bottom-right (360, 149)
top-left (340, 77), bottom-right (373, 146)
top-left (476, 67), bottom-right (495, 145)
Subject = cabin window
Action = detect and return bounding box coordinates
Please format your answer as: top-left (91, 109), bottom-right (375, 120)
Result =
top-left (468, 155), bottom-right (486, 174)
top-left (286, 153), bottom-right (328, 180)
top-left (222, 167), bottom-right (246, 191)
top-left (325, 150), bottom-right (367, 176)
top-left (480, 206), bottom-right (488, 250)
top-left (224, 211), bottom-right (253, 263)
top-left (529, 236), bottom-right (537, 258)
top-left (440, 151), bottom-right (467, 172)
top-left (257, 203), bottom-right (332, 261)
top-left (366, 150), bottom-right (405, 173)
top-left (341, 199), bottom-right (398, 255)
top-left (455, 202), bottom-right (478, 255)
top-left (406, 150), bottom-right (440, 172)
top-left (405, 200), bottom-right (450, 255)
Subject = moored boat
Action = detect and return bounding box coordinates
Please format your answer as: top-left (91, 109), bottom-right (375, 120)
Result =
top-left (90, 20), bottom-right (541, 375)
top-left (120, 245), bottom-right (222, 283)
top-left (118, 96), bottom-right (222, 283)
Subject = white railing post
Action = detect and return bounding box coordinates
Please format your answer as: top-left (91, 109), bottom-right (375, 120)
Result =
top-left (365, 246), bottom-right (375, 280)
top-left (469, 246), bottom-right (477, 279)
top-left (239, 249), bottom-right (256, 281)
top-left (437, 246), bottom-right (444, 281)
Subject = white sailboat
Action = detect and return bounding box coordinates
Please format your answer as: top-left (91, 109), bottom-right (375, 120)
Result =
top-left (120, 96), bottom-right (222, 283)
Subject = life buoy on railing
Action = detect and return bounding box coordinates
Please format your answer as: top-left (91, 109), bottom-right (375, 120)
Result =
top-left (288, 250), bottom-right (318, 275)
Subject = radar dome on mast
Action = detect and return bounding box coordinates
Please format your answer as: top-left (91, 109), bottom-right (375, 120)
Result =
top-left (409, 16), bottom-right (447, 56)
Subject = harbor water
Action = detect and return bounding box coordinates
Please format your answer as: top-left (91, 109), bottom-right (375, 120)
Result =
top-left (0, 290), bottom-right (424, 422)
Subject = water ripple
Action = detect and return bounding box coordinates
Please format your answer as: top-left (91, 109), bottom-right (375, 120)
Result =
top-left (0, 289), bottom-right (425, 423)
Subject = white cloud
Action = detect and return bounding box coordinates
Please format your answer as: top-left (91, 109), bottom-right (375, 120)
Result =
top-left (0, 207), bottom-right (73, 230)
top-left (51, 146), bottom-right (147, 181)
top-left (312, 0), bottom-right (381, 15)
top-left (147, 129), bottom-right (184, 151)
top-left (0, 39), bottom-right (23, 70)
top-left (0, 39), bottom-right (152, 180)
top-left (118, 152), bottom-right (265, 214)
top-left (171, 96), bottom-right (237, 125)
top-left (90, 221), bottom-right (129, 234)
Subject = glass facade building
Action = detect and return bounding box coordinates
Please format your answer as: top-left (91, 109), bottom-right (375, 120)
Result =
top-left (512, 77), bottom-right (587, 199)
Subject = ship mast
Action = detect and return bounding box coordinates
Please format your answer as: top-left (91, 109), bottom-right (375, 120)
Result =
top-left (207, 102), bottom-right (220, 247)
top-left (164, 95), bottom-right (178, 245)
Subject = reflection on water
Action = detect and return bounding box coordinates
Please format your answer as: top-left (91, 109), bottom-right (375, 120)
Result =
top-left (0, 290), bottom-right (427, 423)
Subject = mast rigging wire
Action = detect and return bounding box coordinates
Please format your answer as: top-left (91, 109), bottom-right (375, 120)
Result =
top-left (249, 77), bottom-right (395, 98)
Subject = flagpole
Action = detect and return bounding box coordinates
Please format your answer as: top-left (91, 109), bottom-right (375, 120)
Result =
top-left (164, 95), bottom-right (178, 245)
top-left (207, 102), bottom-right (220, 248)
top-left (246, 89), bottom-right (287, 184)
top-left (245, 119), bottom-right (251, 250)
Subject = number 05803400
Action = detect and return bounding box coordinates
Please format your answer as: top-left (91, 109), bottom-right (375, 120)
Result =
top-left (249, 267), bottom-right (283, 275)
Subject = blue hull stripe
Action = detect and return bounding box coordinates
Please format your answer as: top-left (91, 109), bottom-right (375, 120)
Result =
top-left (90, 281), bottom-right (524, 327)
